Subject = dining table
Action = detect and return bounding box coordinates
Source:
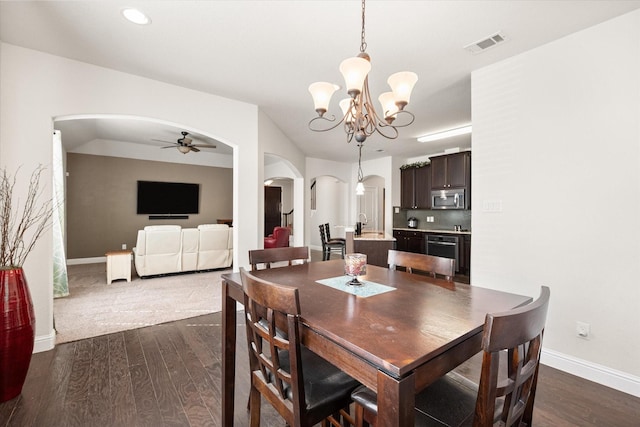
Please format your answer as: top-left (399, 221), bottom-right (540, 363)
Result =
top-left (221, 259), bottom-right (531, 426)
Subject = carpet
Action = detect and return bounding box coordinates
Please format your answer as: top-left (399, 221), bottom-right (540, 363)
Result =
top-left (53, 262), bottom-right (233, 344)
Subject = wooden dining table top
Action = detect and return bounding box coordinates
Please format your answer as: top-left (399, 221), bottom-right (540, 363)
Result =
top-left (224, 259), bottom-right (531, 379)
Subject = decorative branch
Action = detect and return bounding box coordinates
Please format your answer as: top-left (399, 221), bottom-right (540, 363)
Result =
top-left (0, 165), bottom-right (55, 269)
top-left (400, 161), bottom-right (430, 170)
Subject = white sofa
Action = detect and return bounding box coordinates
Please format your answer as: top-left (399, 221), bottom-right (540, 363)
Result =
top-left (133, 224), bottom-right (233, 277)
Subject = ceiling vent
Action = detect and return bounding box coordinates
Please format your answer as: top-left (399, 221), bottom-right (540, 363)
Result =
top-left (464, 31), bottom-right (507, 54)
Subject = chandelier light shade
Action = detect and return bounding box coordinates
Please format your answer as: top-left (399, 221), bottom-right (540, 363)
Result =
top-left (308, 82), bottom-right (340, 116)
top-left (308, 0), bottom-right (417, 144)
top-left (339, 56), bottom-right (371, 97)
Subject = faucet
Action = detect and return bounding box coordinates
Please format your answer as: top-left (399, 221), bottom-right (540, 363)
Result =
top-left (358, 213), bottom-right (368, 225)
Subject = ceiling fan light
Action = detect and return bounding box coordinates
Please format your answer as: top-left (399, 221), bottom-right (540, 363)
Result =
top-left (309, 82), bottom-right (340, 116)
top-left (177, 146), bottom-right (190, 154)
top-left (339, 56), bottom-right (371, 97)
top-left (387, 71), bottom-right (418, 108)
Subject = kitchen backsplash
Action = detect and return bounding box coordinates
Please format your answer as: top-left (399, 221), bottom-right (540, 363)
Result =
top-left (393, 208), bottom-right (471, 232)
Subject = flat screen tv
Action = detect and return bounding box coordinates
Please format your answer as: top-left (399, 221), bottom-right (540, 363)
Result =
top-left (137, 180), bottom-right (200, 215)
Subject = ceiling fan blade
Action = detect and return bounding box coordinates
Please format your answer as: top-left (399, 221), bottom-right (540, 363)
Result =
top-left (190, 146), bottom-right (201, 152)
top-left (191, 144), bottom-right (216, 149)
top-left (160, 145), bottom-right (175, 149)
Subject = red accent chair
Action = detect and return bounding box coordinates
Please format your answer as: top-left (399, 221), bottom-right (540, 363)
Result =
top-left (264, 226), bottom-right (290, 248)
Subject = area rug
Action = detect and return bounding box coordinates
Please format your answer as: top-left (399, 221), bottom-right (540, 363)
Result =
top-left (53, 262), bottom-right (233, 344)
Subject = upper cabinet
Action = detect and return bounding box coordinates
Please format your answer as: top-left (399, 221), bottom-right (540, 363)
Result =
top-left (430, 152), bottom-right (471, 190)
top-left (400, 165), bottom-right (431, 209)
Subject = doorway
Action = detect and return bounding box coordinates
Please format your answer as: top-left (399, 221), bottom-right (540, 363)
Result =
top-left (264, 186), bottom-right (282, 236)
top-left (357, 175), bottom-right (385, 233)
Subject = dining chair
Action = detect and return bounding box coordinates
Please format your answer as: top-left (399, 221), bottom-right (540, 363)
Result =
top-left (240, 268), bottom-right (359, 427)
top-left (351, 286), bottom-right (551, 427)
top-left (387, 249), bottom-right (455, 281)
top-left (324, 223), bottom-right (346, 243)
top-left (249, 246), bottom-right (309, 270)
top-left (319, 224), bottom-right (346, 261)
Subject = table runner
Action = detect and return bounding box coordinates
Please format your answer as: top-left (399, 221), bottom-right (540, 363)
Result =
top-left (315, 275), bottom-right (396, 297)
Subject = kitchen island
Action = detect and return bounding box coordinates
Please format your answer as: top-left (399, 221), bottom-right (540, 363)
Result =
top-left (345, 230), bottom-right (396, 267)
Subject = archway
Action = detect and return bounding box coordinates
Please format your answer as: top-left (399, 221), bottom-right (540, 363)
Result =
top-left (264, 153), bottom-right (304, 247)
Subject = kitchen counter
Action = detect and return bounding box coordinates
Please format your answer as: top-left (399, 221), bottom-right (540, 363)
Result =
top-left (393, 227), bottom-right (471, 235)
top-left (345, 231), bottom-right (395, 267)
top-left (354, 232), bottom-right (396, 241)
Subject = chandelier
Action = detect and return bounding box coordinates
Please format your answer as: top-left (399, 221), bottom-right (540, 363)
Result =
top-left (308, 0), bottom-right (418, 144)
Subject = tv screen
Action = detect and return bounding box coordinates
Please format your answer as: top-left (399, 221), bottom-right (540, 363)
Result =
top-left (137, 181), bottom-right (200, 214)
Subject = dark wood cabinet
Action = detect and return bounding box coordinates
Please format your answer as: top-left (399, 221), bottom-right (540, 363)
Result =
top-left (400, 165), bottom-right (430, 209)
top-left (430, 152), bottom-right (470, 190)
top-left (354, 239), bottom-right (395, 268)
top-left (393, 230), bottom-right (425, 254)
top-left (459, 234), bottom-right (471, 276)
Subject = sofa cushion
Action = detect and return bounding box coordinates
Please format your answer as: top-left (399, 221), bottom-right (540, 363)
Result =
top-left (181, 228), bottom-right (199, 272)
top-left (144, 225), bottom-right (182, 232)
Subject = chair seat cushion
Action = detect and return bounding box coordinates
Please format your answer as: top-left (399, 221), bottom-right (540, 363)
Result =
top-left (414, 374), bottom-right (477, 426)
top-left (280, 347), bottom-right (360, 420)
top-left (352, 373), bottom-right (478, 427)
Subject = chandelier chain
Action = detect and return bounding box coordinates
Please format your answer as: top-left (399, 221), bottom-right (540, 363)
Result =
top-left (357, 143), bottom-right (364, 182)
top-left (360, 0), bottom-right (367, 53)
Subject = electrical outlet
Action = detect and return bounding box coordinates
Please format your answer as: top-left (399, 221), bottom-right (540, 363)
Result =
top-left (121, 243), bottom-right (127, 250)
top-left (576, 321), bottom-right (590, 339)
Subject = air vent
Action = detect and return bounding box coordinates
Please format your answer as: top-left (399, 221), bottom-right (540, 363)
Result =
top-left (464, 31), bottom-right (507, 54)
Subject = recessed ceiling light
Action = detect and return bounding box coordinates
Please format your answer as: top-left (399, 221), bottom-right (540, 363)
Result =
top-left (417, 125), bottom-right (472, 143)
top-left (122, 8), bottom-right (151, 25)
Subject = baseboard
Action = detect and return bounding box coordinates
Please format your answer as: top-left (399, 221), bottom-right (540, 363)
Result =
top-left (33, 330), bottom-right (56, 353)
top-left (541, 348), bottom-right (640, 398)
top-left (67, 256), bottom-right (106, 265)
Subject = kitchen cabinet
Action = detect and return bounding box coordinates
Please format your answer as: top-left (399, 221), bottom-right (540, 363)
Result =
top-left (430, 152), bottom-right (470, 190)
top-left (459, 234), bottom-right (471, 276)
top-left (393, 230), bottom-right (424, 254)
top-left (400, 165), bottom-right (430, 209)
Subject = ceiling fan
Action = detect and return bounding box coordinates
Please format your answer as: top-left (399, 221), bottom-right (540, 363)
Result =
top-left (152, 131), bottom-right (216, 154)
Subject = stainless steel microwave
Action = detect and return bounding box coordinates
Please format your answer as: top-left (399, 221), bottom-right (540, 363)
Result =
top-left (431, 188), bottom-right (466, 210)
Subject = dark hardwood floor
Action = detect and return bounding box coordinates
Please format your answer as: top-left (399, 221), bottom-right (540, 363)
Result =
top-left (2, 311), bottom-right (639, 426)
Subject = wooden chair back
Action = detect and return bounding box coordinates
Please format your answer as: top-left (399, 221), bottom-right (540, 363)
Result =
top-left (249, 246), bottom-right (309, 270)
top-left (387, 249), bottom-right (455, 281)
top-left (240, 268), bottom-right (303, 426)
top-left (319, 224), bottom-right (329, 245)
top-left (241, 268), bottom-right (358, 426)
top-left (324, 223), bottom-right (345, 242)
top-left (475, 286), bottom-right (551, 426)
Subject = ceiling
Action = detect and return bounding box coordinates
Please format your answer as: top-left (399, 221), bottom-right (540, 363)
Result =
top-left (2, 1), bottom-right (639, 163)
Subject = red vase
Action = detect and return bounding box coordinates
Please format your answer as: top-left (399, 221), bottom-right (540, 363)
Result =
top-left (0, 268), bottom-right (35, 402)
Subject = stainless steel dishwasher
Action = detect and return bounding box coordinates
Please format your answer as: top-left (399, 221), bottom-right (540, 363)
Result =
top-left (425, 234), bottom-right (459, 272)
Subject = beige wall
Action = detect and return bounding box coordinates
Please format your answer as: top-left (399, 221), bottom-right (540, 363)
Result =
top-left (66, 153), bottom-right (232, 258)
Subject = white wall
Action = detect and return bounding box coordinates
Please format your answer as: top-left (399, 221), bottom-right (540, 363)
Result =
top-left (0, 43), bottom-right (301, 351)
top-left (306, 157), bottom-right (352, 248)
top-left (259, 111), bottom-right (305, 247)
top-left (472, 10), bottom-right (640, 395)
